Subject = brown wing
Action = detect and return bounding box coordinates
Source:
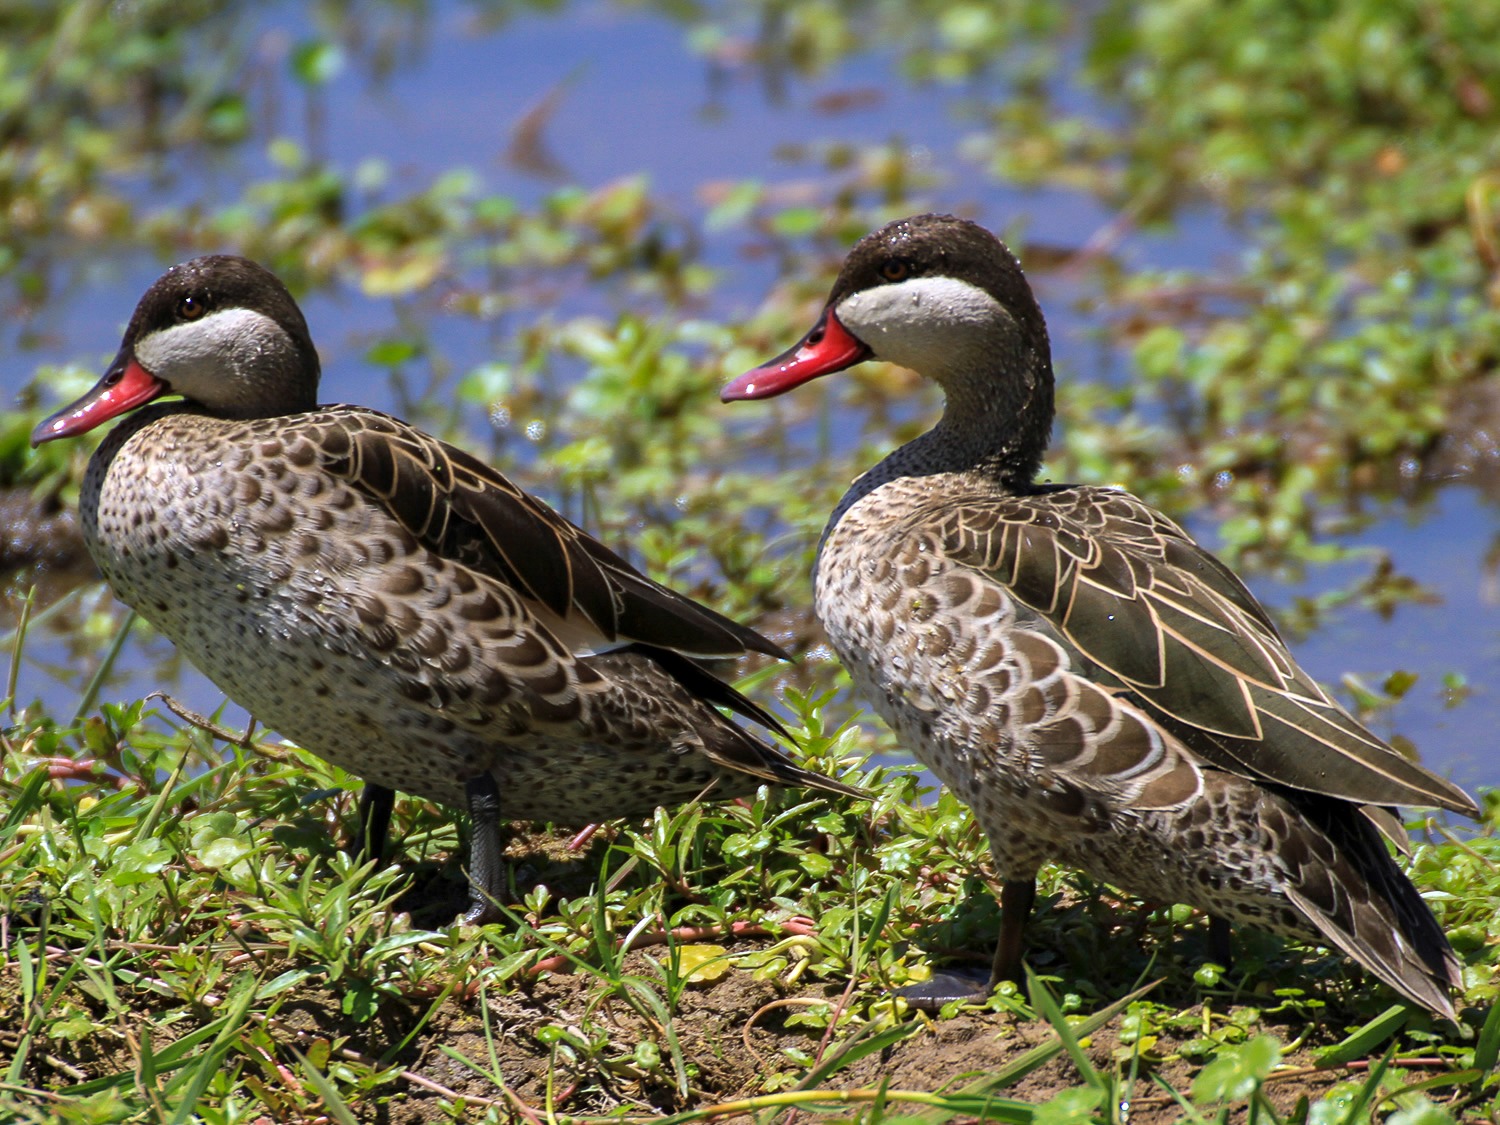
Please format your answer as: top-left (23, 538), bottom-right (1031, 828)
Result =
top-left (927, 484), bottom-right (1476, 816)
top-left (307, 407), bottom-right (786, 661)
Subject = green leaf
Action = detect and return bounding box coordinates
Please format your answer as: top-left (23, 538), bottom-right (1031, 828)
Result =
top-left (365, 339), bottom-right (422, 367)
top-left (106, 837), bottom-right (171, 886)
top-left (197, 834), bottom-right (251, 870)
top-left (341, 982), bottom-right (379, 1022)
top-left (258, 969), bottom-right (314, 999)
top-left (1315, 1005), bottom-right (1406, 1068)
top-left (1386, 1099), bottom-right (1457, 1125)
top-left (1192, 1034), bottom-right (1281, 1103)
top-left (769, 207), bottom-right (823, 237)
top-left (290, 40), bottom-right (345, 86)
top-left (704, 181), bottom-right (761, 231)
top-left (1033, 1085), bottom-right (1105, 1125)
top-left (799, 852), bottom-right (833, 878)
top-left (204, 94), bottom-right (249, 143)
top-left (48, 1013), bottom-right (97, 1041)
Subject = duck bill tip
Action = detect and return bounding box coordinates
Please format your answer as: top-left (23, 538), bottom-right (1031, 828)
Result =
top-left (30, 357), bottom-right (166, 446)
top-left (720, 310), bottom-right (871, 403)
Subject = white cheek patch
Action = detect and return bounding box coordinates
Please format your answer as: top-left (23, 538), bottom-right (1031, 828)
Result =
top-left (836, 275), bottom-right (1011, 378)
top-left (133, 307), bottom-right (284, 400)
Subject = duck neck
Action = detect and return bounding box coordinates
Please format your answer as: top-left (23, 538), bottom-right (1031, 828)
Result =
top-left (853, 283), bottom-right (1055, 492)
top-left (927, 357), bottom-right (1053, 486)
top-left (826, 359), bottom-right (1053, 536)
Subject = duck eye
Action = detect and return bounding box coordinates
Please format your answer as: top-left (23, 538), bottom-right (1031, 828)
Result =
top-left (177, 295), bottom-right (208, 321)
top-left (880, 259), bottom-right (910, 282)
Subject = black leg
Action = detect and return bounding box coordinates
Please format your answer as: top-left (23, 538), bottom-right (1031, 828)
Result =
top-left (1208, 915), bottom-right (1233, 966)
top-left (352, 783), bottom-right (395, 863)
top-left (1128, 899), bottom-right (1161, 944)
top-left (989, 877), bottom-right (1037, 987)
top-left (897, 875), bottom-right (1038, 1012)
top-left (462, 773), bottom-right (505, 925)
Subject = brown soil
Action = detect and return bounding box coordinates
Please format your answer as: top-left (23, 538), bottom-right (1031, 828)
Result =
top-left (237, 954), bottom-right (1441, 1124)
top-left (2, 923), bottom-right (1478, 1124)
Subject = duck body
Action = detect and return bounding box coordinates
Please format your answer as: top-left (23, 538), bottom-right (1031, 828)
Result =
top-left (819, 472), bottom-right (1439, 973)
top-left (725, 213), bottom-right (1477, 1017)
top-left (85, 403), bottom-right (748, 820)
top-left (38, 254), bottom-right (860, 920)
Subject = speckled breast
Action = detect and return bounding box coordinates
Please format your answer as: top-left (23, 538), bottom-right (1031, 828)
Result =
top-left (812, 477), bottom-right (1046, 834)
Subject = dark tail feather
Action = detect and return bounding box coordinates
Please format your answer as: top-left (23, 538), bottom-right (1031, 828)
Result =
top-left (626, 643), bottom-right (795, 742)
top-left (1279, 795), bottom-right (1459, 1019)
top-left (702, 717), bottom-right (870, 800)
top-left (624, 643), bottom-right (868, 801)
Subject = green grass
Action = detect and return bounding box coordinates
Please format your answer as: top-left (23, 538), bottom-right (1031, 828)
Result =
top-left (2, 658), bottom-right (1497, 1121)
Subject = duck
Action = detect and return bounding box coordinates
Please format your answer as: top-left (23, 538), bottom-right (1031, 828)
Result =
top-left (721, 213), bottom-right (1478, 1018)
top-left (32, 254), bottom-right (863, 923)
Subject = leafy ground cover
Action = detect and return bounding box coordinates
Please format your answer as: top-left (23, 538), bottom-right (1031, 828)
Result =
top-left (1, 681), bottom-right (1497, 1122)
top-left (3, 0), bottom-right (1499, 1120)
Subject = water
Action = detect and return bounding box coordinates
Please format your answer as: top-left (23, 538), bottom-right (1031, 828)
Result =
top-left (3, 1), bottom-right (1494, 795)
top-left (1236, 486), bottom-right (1497, 795)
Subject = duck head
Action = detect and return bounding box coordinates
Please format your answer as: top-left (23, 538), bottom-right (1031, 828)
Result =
top-left (722, 213), bottom-right (1055, 485)
top-left (32, 255), bottom-right (321, 445)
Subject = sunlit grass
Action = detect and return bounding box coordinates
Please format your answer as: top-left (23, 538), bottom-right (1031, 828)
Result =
top-left (2, 635), bottom-right (1497, 1120)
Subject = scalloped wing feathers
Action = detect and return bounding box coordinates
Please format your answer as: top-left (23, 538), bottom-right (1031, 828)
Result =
top-left (313, 408), bottom-right (786, 662)
top-left (929, 485), bottom-right (1477, 816)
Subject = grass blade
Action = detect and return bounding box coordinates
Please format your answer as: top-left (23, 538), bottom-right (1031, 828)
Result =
top-left (1336, 1042), bottom-right (1396, 1125)
top-left (162, 971), bottom-right (257, 1123)
top-left (793, 1019), bottom-right (924, 1092)
top-left (6, 937), bottom-right (39, 1085)
top-left (1026, 965), bottom-right (1104, 1090)
top-left (1, 767), bottom-right (49, 838)
top-left (1314, 1004), bottom-right (1407, 1068)
top-left (891, 979), bottom-right (1160, 1125)
top-left (291, 1047), bottom-right (361, 1125)
top-left (6, 586), bottom-right (33, 718)
top-left (71, 608), bottom-right (135, 727)
top-left (1472, 995), bottom-right (1500, 1095)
